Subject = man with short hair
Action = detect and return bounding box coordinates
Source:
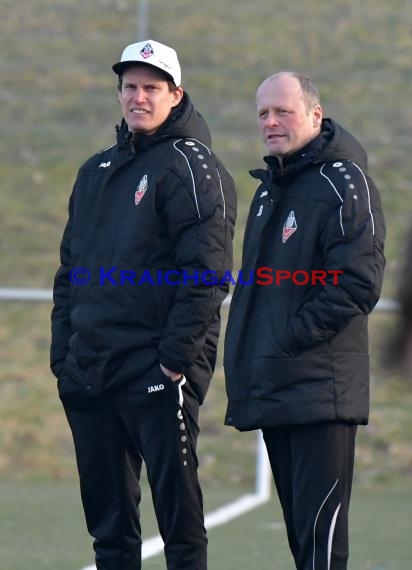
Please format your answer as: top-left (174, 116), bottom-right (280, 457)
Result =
top-left (51, 39), bottom-right (236, 570)
top-left (224, 71), bottom-right (385, 569)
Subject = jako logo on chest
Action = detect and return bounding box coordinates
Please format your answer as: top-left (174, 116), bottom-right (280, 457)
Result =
top-left (148, 384), bottom-right (164, 394)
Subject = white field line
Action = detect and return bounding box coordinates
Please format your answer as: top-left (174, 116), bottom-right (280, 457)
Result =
top-left (80, 490), bottom-right (270, 570)
top-left (80, 433), bottom-right (272, 568)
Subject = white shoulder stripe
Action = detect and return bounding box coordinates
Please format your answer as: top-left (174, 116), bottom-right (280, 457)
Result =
top-left (173, 138), bottom-right (227, 219)
top-left (188, 139), bottom-right (226, 218)
top-left (320, 164), bottom-right (344, 202)
top-left (350, 161), bottom-right (375, 235)
top-left (320, 162), bottom-right (375, 237)
top-left (215, 167), bottom-right (226, 219)
top-left (320, 164), bottom-right (345, 236)
top-left (173, 139), bottom-right (201, 218)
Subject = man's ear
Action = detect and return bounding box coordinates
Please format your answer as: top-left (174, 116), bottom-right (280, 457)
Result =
top-left (171, 86), bottom-right (184, 108)
top-left (313, 104), bottom-right (323, 128)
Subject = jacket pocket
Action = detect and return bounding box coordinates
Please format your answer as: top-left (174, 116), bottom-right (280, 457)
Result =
top-left (250, 353), bottom-right (334, 400)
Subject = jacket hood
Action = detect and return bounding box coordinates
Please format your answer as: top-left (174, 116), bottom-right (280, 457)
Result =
top-left (312, 118), bottom-right (368, 169)
top-left (116, 92), bottom-right (212, 153)
top-left (251, 118), bottom-right (368, 186)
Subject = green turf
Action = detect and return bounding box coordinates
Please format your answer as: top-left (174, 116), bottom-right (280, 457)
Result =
top-left (207, 483), bottom-right (412, 570)
top-left (0, 479), bottom-right (411, 569)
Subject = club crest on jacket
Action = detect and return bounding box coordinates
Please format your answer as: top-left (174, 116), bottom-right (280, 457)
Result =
top-left (135, 175), bottom-right (148, 206)
top-left (282, 210), bottom-right (297, 243)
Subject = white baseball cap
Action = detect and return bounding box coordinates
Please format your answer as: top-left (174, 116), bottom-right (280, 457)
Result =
top-left (112, 39), bottom-right (181, 86)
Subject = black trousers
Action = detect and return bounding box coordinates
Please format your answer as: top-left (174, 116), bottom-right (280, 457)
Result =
top-left (61, 366), bottom-right (207, 570)
top-left (262, 423), bottom-right (357, 570)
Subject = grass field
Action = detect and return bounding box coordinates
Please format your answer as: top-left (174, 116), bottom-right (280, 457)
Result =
top-left (1, 477), bottom-right (411, 570)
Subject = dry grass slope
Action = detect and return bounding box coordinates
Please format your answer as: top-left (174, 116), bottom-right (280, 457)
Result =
top-left (1, 0), bottom-right (412, 483)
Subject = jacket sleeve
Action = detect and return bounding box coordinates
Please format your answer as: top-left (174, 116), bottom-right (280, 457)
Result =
top-left (157, 141), bottom-right (236, 372)
top-left (50, 194), bottom-right (73, 378)
top-left (287, 160), bottom-right (386, 353)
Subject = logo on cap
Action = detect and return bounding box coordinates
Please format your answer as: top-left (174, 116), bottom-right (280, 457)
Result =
top-left (140, 43), bottom-right (154, 59)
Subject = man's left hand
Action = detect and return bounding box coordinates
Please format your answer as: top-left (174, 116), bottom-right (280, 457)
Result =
top-left (160, 363), bottom-right (182, 382)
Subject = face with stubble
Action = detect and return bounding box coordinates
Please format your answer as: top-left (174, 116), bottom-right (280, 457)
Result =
top-left (256, 73), bottom-right (322, 159)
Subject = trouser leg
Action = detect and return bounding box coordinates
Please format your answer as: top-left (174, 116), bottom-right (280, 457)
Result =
top-left (62, 396), bottom-right (142, 570)
top-left (263, 423), bottom-right (357, 570)
top-left (262, 427), bottom-right (300, 561)
top-left (117, 371), bottom-right (207, 570)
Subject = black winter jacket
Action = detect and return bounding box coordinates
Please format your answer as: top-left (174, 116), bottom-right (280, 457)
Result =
top-left (51, 93), bottom-right (236, 403)
top-left (224, 119), bottom-right (385, 430)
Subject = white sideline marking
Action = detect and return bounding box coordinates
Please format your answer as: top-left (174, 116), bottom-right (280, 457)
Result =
top-left (79, 432), bottom-right (272, 569)
top-left (204, 492), bottom-right (269, 527)
top-left (80, 492), bottom-right (270, 570)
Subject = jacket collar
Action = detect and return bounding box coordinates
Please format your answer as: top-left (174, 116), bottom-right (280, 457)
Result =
top-left (114, 92), bottom-right (212, 155)
top-left (250, 118), bottom-right (367, 186)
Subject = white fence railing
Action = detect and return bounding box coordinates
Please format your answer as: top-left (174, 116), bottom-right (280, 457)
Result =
top-left (0, 287), bottom-right (53, 301)
top-left (0, 287), bottom-right (400, 312)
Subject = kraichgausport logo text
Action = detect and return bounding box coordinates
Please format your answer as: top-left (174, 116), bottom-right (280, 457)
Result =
top-left (68, 267), bottom-right (344, 287)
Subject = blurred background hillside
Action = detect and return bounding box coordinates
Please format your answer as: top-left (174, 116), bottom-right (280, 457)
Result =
top-left (1, 0), bottom-right (412, 484)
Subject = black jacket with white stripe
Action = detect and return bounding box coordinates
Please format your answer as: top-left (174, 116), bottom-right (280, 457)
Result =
top-left (224, 119), bottom-right (385, 430)
top-left (51, 93), bottom-right (236, 402)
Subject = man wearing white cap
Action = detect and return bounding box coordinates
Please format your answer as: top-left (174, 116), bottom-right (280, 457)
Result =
top-left (51, 39), bottom-right (236, 570)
